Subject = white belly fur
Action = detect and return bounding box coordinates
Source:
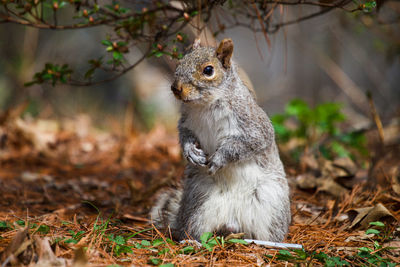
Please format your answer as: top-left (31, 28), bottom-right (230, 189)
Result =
top-left (190, 161), bottom-right (286, 240)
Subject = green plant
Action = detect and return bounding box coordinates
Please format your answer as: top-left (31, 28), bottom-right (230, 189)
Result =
top-left (264, 221), bottom-right (397, 266)
top-left (13, 220), bottom-right (45, 230)
top-left (140, 232), bottom-right (248, 265)
top-left (0, 221), bottom-right (12, 231)
top-left (180, 245), bottom-right (195, 254)
top-left (107, 234), bottom-right (133, 256)
top-left (90, 211), bottom-right (135, 257)
top-left (271, 99), bottom-right (367, 160)
top-left (265, 249), bottom-right (350, 266)
top-left (365, 221), bottom-right (394, 242)
top-left (16, 220), bottom-right (26, 226)
top-left (354, 221), bottom-right (397, 266)
top-left (200, 232), bottom-right (222, 251)
top-left (64, 230), bottom-right (85, 244)
top-left (52, 236), bottom-right (65, 245)
top-left (199, 232), bottom-right (248, 252)
top-left (36, 224), bottom-right (50, 235)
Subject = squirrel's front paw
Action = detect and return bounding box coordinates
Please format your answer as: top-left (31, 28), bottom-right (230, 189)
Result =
top-left (207, 152), bottom-right (226, 175)
top-left (183, 143), bottom-right (207, 167)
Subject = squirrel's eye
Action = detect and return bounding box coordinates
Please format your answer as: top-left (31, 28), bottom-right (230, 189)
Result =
top-left (203, 65), bottom-right (214, 77)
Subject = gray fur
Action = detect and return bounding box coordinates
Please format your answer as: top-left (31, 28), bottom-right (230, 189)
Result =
top-left (150, 41), bottom-right (291, 242)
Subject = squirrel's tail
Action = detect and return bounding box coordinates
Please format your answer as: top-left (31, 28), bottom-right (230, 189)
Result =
top-left (150, 189), bottom-right (182, 231)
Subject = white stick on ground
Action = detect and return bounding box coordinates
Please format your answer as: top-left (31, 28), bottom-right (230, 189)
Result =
top-left (244, 239), bottom-right (303, 249)
top-left (180, 239), bottom-right (303, 250)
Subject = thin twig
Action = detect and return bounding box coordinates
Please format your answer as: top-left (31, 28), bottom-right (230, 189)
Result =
top-left (69, 52), bottom-right (149, 86)
top-left (366, 91), bottom-right (385, 144)
top-left (252, 3), bottom-right (272, 48)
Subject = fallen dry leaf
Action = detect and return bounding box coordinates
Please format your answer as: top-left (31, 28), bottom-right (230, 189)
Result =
top-left (32, 236), bottom-right (66, 267)
top-left (300, 151), bottom-right (319, 171)
top-left (316, 177), bottom-right (349, 197)
top-left (332, 157), bottom-right (358, 176)
top-left (71, 247), bottom-right (87, 267)
top-left (1, 228), bottom-right (33, 266)
top-left (348, 203), bottom-right (395, 229)
top-left (14, 118), bottom-right (57, 152)
top-left (383, 240), bottom-right (400, 251)
top-left (389, 166), bottom-right (400, 195)
top-left (344, 231), bottom-right (376, 243)
top-left (295, 173), bottom-right (317, 190)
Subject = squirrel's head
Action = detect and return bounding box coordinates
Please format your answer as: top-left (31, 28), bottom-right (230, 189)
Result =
top-left (171, 38), bottom-right (234, 104)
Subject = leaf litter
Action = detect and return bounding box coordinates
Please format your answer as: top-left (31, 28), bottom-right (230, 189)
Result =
top-left (0, 107), bottom-right (399, 266)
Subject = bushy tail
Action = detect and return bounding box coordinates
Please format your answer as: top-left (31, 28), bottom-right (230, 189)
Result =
top-left (150, 189), bottom-right (182, 230)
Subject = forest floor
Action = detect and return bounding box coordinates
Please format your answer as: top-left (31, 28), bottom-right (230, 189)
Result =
top-left (0, 108), bottom-right (399, 266)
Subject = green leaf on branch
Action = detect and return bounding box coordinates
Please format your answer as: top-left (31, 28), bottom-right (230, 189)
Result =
top-left (101, 40), bottom-right (113, 46)
top-left (113, 51), bottom-right (123, 60)
top-left (362, 0), bottom-right (377, 12)
top-left (25, 63), bottom-right (73, 86)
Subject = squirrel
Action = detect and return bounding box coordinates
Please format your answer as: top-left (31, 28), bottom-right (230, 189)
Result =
top-left (150, 38), bottom-right (291, 242)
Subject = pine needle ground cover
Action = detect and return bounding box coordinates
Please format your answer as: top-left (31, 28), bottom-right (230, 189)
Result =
top-left (0, 108), bottom-right (399, 266)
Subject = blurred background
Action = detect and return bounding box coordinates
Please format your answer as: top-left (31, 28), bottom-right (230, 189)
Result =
top-left (0, 0), bottom-right (399, 133)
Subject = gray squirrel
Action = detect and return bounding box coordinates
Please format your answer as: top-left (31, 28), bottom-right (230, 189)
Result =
top-left (150, 38), bottom-right (291, 242)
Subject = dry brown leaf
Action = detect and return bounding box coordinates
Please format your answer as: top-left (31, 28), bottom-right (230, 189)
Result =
top-left (368, 144), bottom-right (400, 188)
top-left (344, 231), bottom-right (375, 243)
top-left (300, 152), bottom-right (319, 171)
top-left (333, 157), bottom-right (358, 176)
top-left (0, 227), bottom-right (33, 266)
top-left (321, 159), bottom-right (349, 178)
top-left (329, 246), bottom-right (360, 254)
top-left (72, 247), bottom-right (87, 267)
top-left (31, 237), bottom-right (66, 267)
top-left (316, 177), bottom-right (349, 197)
top-left (383, 119), bottom-right (400, 146)
top-left (348, 203), bottom-right (395, 229)
top-left (296, 173), bottom-right (317, 190)
top-left (383, 241), bottom-right (400, 251)
top-left (0, 102), bottom-right (28, 126)
top-left (14, 118), bottom-right (57, 152)
top-left (389, 166), bottom-right (400, 195)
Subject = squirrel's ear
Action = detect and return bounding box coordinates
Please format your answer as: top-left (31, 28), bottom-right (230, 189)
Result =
top-left (193, 38), bottom-right (201, 49)
top-left (216, 38), bottom-right (233, 69)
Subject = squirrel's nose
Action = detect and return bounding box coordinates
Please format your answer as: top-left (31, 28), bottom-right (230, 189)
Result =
top-left (171, 81), bottom-right (182, 95)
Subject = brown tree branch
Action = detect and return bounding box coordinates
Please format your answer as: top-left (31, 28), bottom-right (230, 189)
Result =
top-left (0, 0), bottom-right (370, 87)
top-left (69, 52), bottom-right (149, 86)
